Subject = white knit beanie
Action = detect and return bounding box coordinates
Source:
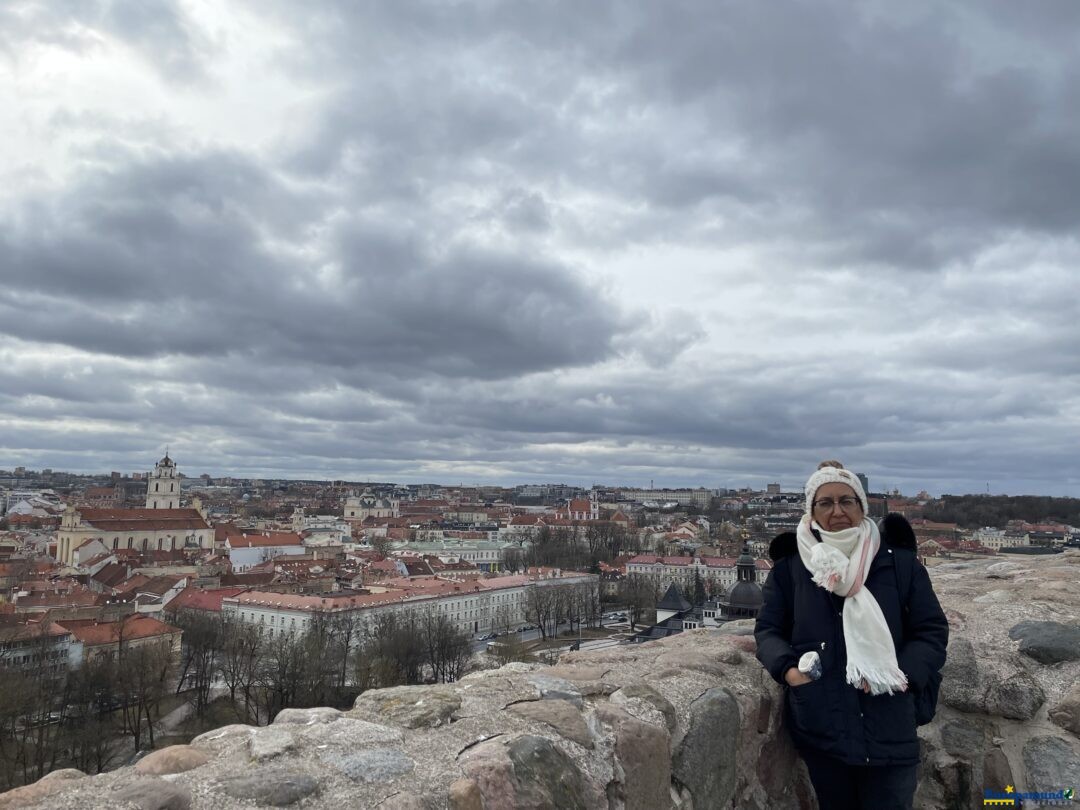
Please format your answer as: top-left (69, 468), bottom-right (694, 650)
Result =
top-left (804, 461), bottom-right (868, 516)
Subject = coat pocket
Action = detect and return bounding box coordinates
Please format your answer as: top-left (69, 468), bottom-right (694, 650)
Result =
top-left (787, 676), bottom-right (833, 742)
top-left (865, 690), bottom-right (917, 745)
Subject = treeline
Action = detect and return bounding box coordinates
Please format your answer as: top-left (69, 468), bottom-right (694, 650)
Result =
top-left (0, 632), bottom-right (173, 791)
top-left (923, 495), bottom-right (1080, 528)
top-left (0, 608), bottom-right (474, 791)
top-left (173, 608), bottom-right (474, 726)
top-left (504, 524), bottom-right (633, 573)
top-left (516, 581), bottom-right (603, 640)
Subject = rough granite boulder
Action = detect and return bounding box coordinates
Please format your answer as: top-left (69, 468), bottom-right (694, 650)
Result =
top-left (350, 684), bottom-right (462, 728)
top-left (1022, 736), bottom-right (1080, 794)
top-left (507, 698), bottom-right (593, 747)
top-left (595, 704), bottom-right (671, 810)
top-left (1049, 681), bottom-right (1080, 736)
top-left (2, 549), bottom-right (1077, 810)
top-left (1009, 620), bottom-right (1080, 664)
top-left (134, 745), bottom-right (209, 775)
top-left (457, 733), bottom-right (600, 809)
top-left (671, 687), bottom-right (740, 808)
top-left (940, 636), bottom-right (1046, 719)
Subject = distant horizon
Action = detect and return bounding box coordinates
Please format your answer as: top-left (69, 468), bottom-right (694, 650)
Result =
top-left (3, 459), bottom-right (1075, 502)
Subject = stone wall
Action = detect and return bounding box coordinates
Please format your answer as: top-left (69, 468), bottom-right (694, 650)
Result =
top-left (4, 551), bottom-right (1078, 810)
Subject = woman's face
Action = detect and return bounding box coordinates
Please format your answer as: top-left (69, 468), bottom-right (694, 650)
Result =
top-left (812, 482), bottom-right (864, 531)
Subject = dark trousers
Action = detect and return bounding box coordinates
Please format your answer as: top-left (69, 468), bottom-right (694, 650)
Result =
top-left (801, 749), bottom-right (917, 810)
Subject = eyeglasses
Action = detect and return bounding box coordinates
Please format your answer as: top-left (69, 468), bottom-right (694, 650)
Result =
top-left (812, 496), bottom-right (862, 513)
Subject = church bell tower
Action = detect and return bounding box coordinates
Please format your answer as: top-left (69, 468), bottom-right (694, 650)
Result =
top-left (146, 452), bottom-right (180, 509)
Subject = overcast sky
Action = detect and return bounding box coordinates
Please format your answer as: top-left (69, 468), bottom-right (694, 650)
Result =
top-left (2, 1), bottom-right (1079, 496)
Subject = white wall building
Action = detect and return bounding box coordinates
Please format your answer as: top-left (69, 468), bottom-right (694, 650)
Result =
top-left (225, 533), bottom-right (307, 572)
top-left (222, 570), bottom-right (598, 638)
top-left (391, 539), bottom-right (514, 572)
top-left (626, 554), bottom-right (770, 593)
top-left (56, 504), bottom-right (214, 567)
top-left (618, 488), bottom-right (715, 509)
top-left (344, 489), bottom-right (400, 522)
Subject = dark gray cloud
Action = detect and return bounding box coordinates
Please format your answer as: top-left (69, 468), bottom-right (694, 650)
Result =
top-left (0, 148), bottom-right (628, 379)
top-left (1, 0), bottom-right (1079, 496)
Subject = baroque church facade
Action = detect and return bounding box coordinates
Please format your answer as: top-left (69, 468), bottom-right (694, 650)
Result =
top-left (55, 453), bottom-right (214, 567)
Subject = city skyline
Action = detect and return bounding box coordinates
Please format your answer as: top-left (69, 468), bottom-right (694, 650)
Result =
top-left (0, 456), bottom-right (1034, 500)
top-left (3, 2), bottom-right (1080, 496)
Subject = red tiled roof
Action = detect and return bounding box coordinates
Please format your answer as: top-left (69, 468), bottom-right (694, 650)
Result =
top-left (126, 574), bottom-right (183, 597)
top-left (367, 559), bottom-right (399, 572)
top-left (15, 587), bottom-right (105, 609)
top-left (0, 621), bottom-right (71, 643)
top-left (57, 615), bottom-right (180, 646)
top-left (115, 574), bottom-right (151, 594)
top-left (168, 587), bottom-right (249, 613)
top-left (226, 533), bottom-right (304, 549)
top-left (77, 507), bottom-right (209, 532)
top-left (91, 563), bottom-right (131, 588)
top-left (214, 522), bottom-right (241, 542)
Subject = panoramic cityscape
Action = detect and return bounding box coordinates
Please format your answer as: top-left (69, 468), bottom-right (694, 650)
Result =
top-left (3, 0), bottom-right (1080, 807)
top-left (0, 452), bottom-right (1077, 806)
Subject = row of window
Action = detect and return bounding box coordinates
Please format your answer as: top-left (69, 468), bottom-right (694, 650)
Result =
top-left (0, 650), bottom-right (67, 666)
top-left (95, 535), bottom-right (209, 551)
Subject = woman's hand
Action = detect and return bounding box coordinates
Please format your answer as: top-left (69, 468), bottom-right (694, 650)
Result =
top-left (785, 667), bottom-right (814, 687)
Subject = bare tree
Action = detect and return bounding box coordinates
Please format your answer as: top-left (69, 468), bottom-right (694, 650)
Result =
top-left (367, 613), bottom-right (424, 687)
top-left (254, 630), bottom-right (306, 722)
top-left (173, 610), bottom-right (221, 716)
top-left (369, 535), bottom-right (393, 557)
top-left (525, 586), bottom-right (555, 640)
top-left (419, 610), bottom-right (472, 684)
top-left (218, 617), bottom-right (263, 724)
top-left (62, 657), bottom-right (119, 775)
top-left (619, 577), bottom-right (659, 629)
top-left (501, 546), bottom-right (525, 573)
top-left (329, 613), bottom-right (361, 700)
top-left (117, 634), bottom-right (174, 752)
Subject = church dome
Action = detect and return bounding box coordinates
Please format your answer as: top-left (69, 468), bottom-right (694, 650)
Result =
top-left (727, 580), bottom-right (763, 610)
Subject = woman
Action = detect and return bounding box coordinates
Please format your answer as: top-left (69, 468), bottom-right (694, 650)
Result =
top-left (755, 461), bottom-right (948, 810)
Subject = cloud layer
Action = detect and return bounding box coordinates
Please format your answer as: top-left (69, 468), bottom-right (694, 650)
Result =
top-left (2, 0), bottom-right (1079, 495)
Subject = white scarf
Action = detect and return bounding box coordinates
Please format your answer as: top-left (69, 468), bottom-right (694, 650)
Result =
top-left (796, 515), bottom-right (908, 695)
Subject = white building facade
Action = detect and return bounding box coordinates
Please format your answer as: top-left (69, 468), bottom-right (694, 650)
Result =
top-left (222, 571), bottom-right (597, 638)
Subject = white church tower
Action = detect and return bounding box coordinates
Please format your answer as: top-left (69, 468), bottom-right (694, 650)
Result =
top-left (146, 452), bottom-right (181, 509)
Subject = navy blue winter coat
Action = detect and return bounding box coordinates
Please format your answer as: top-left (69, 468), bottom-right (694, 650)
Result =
top-left (754, 515), bottom-right (948, 766)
